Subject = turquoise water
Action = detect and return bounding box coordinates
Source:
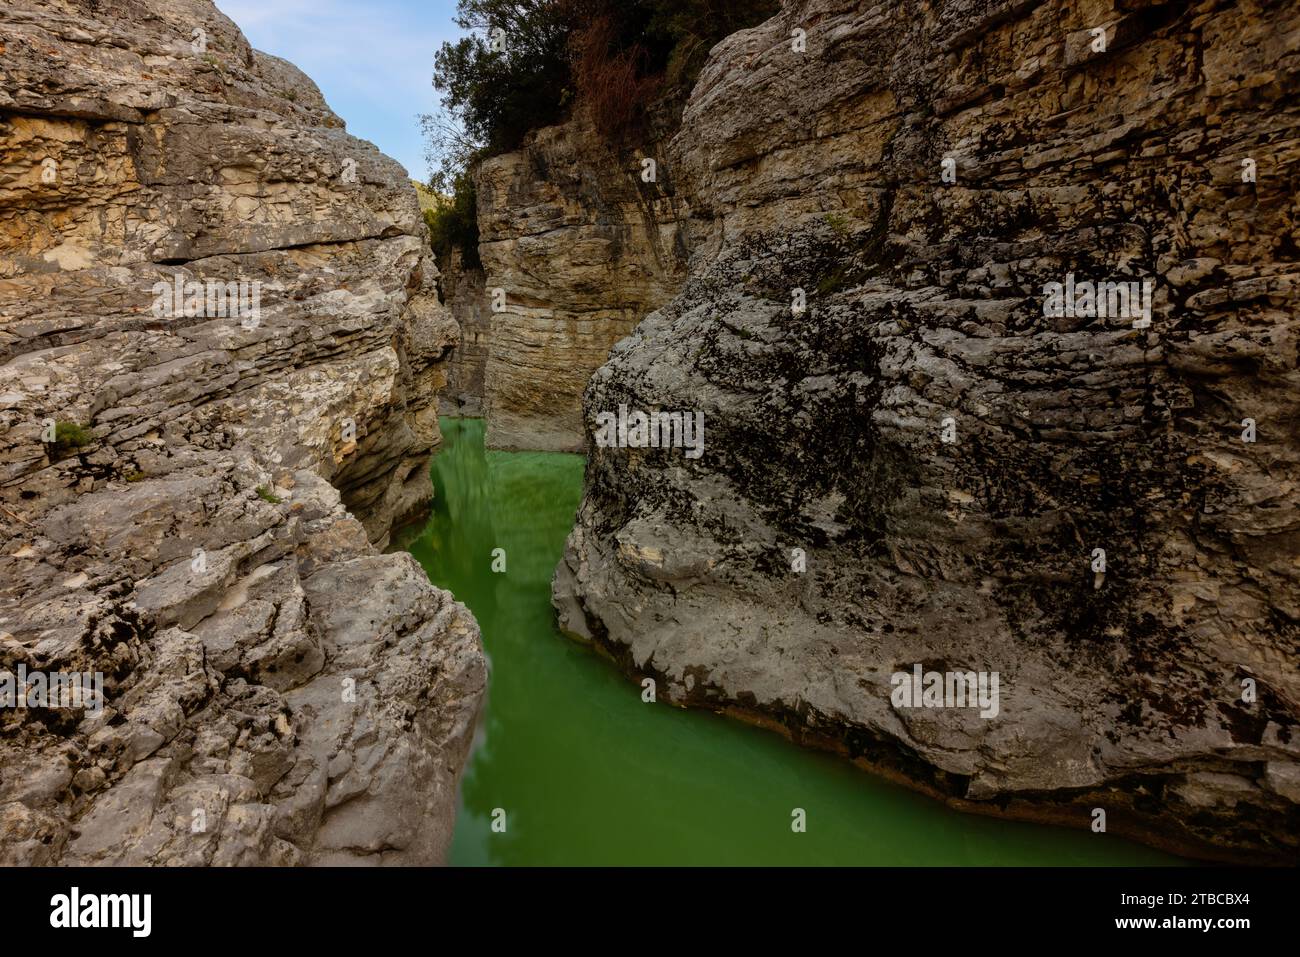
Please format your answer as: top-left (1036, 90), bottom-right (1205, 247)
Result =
top-left (396, 418), bottom-right (1180, 866)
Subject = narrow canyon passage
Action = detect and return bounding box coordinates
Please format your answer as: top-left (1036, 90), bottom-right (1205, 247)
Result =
top-left (396, 420), bottom-right (1182, 866)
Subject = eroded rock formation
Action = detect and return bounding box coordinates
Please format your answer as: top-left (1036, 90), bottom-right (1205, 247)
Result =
top-left (437, 247), bottom-right (490, 417)
top-left (475, 118), bottom-right (690, 451)
top-left (555, 0), bottom-right (1300, 862)
top-left (0, 0), bottom-right (485, 864)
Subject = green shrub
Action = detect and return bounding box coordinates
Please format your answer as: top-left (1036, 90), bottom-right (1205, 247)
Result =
top-left (51, 421), bottom-right (94, 455)
top-left (424, 172), bottom-right (481, 270)
top-left (424, 2), bottom-right (779, 265)
top-left (255, 485), bottom-right (283, 505)
top-left (639, 0), bottom-right (782, 94)
top-left (428, 1), bottom-right (780, 160)
top-left (433, 0), bottom-right (577, 156)
top-left (823, 213), bottom-right (851, 238)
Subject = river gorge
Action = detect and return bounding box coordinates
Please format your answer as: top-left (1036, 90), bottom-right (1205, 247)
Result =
top-left (401, 418), bottom-right (1178, 865)
top-left (0, 0), bottom-right (1296, 871)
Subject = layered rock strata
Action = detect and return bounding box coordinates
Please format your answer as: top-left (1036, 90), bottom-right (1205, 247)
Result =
top-left (555, 0), bottom-right (1300, 862)
top-left (437, 247), bottom-right (490, 416)
top-left (0, 0), bottom-right (485, 864)
top-left (475, 118), bottom-right (690, 451)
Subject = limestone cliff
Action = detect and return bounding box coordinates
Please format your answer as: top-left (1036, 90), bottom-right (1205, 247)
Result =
top-left (474, 117), bottom-right (690, 451)
top-left (0, 0), bottom-right (485, 864)
top-left (438, 247), bottom-right (490, 417)
top-left (554, 0), bottom-right (1300, 862)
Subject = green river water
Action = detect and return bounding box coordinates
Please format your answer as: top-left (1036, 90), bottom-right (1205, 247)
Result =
top-left (396, 417), bottom-right (1180, 866)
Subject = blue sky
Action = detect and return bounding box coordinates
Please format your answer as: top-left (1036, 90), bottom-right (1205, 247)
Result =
top-left (215, 0), bottom-right (464, 180)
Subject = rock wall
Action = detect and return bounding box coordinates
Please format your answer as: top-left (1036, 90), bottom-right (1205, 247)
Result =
top-left (474, 118), bottom-right (690, 451)
top-left (437, 247), bottom-right (490, 416)
top-left (0, 0), bottom-right (485, 864)
top-left (555, 0), bottom-right (1300, 862)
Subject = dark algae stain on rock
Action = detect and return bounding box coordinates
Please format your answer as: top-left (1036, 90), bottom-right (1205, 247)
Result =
top-left (551, 0), bottom-right (1300, 864)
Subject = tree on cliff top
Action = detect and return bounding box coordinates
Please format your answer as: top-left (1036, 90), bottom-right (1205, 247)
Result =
top-left (421, 0), bottom-right (778, 258)
top-left (432, 0), bottom-right (577, 160)
top-left (424, 0), bottom-right (779, 183)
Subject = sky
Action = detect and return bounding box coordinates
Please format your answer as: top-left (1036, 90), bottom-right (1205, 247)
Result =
top-left (215, 0), bottom-right (464, 181)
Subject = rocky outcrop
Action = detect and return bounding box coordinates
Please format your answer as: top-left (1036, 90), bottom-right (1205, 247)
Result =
top-left (474, 118), bottom-right (690, 451)
top-left (555, 0), bottom-right (1300, 862)
top-left (0, 0), bottom-right (485, 864)
top-left (437, 247), bottom-right (490, 416)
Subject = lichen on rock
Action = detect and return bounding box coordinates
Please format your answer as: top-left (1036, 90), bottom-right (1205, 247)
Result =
top-left (554, 0), bottom-right (1300, 863)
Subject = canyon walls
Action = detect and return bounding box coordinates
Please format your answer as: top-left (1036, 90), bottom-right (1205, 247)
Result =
top-left (0, 0), bottom-right (485, 864)
top-left (473, 118), bottom-right (690, 451)
top-left (437, 247), bottom-right (490, 416)
top-left (554, 0), bottom-right (1300, 862)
